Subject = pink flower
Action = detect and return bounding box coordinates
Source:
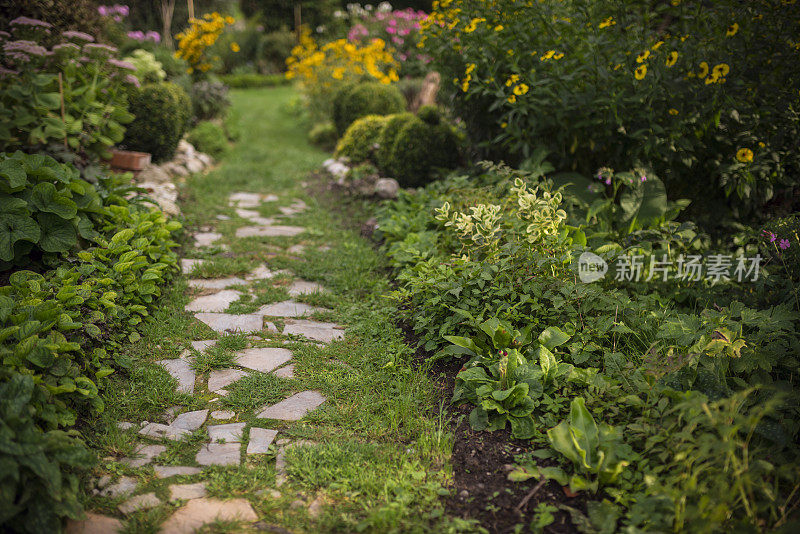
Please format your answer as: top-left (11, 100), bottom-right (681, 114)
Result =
top-left (10, 16), bottom-right (52, 28)
top-left (98, 6), bottom-right (109, 16)
top-left (125, 73), bottom-right (140, 87)
top-left (386, 26), bottom-right (396, 34)
top-left (146, 31), bottom-right (161, 43)
top-left (779, 239), bottom-right (791, 250)
top-left (641, 175), bottom-right (647, 182)
top-left (62, 30), bottom-right (95, 42)
top-left (108, 58), bottom-right (136, 71)
top-left (392, 36), bottom-right (404, 45)
top-left (763, 230), bottom-right (777, 243)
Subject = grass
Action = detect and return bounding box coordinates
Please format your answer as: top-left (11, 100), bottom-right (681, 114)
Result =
top-left (80, 86), bottom-right (476, 533)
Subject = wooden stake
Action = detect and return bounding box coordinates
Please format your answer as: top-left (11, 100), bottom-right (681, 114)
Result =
top-left (58, 72), bottom-right (67, 148)
top-left (187, 0), bottom-right (194, 20)
top-left (294, 3), bottom-right (302, 41)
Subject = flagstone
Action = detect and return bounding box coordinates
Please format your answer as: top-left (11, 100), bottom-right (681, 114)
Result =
top-left (287, 244), bottom-right (306, 254)
top-left (282, 320), bottom-right (344, 343)
top-left (208, 422), bottom-right (246, 443)
top-left (208, 368), bottom-right (248, 392)
top-left (235, 225), bottom-right (305, 238)
top-left (121, 444), bottom-right (166, 468)
top-left (257, 300), bottom-right (327, 317)
top-left (274, 364), bottom-right (295, 379)
top-left (119, 493), bottom-right (160, 514)
top-left (66, 513), bottom-right (124, 534)
top-left (171, 410), bottom-right (208, 431)
top-left (156, 358), bottom-right (195, 394)
top-left (139, 422), bottom-right (191, 441)
top-left (193, 232), bottom-right (222, 247)
top-left (228, 192), bottom-right (262, 208)
top-left (245, 265), bottom-right (276, 280)
top-left (184, 290), bottom-right (242, 313)
top-left (180, 258), bottom-right (206, 274)
top-left (210, 410), bottom-right (235, 420)
top-left (168, 482), bottom-right (207, 501)
top-left (99, 476), bottom-right (138, 498)
top-left (187, 277), bottom-right (247, 290)
top-left (159, 498), bottom-right (257, 534)
top-left (153, 466), bottom-right (202, 478)
top-left (234, 347), bottom-right (292, 373)
top-left (195, 312), bottom-right (263, 333)
top-left (256, 390), bottom-right (326, 421)
top-left (195, 443), bottom-right (240, 466)
top-left (246, 428), bottom-right (278, 454)
top-left (190, 340), bottom-right (217, 352)
top-left (287, 280), bottom-right (326, 297)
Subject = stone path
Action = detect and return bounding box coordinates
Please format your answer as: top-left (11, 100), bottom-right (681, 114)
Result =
top-left (73, 191), bottom-right (342, 532)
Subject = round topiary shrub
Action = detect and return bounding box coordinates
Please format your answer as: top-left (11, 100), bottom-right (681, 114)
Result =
top-left (123, 82), bottom-right (191, 162)
top-left (387, 114), bottom-right (460, 188)
top-left (332, 82), bottom-right (405, 136)
top-left (334, 115), bottom-right (389, 164)
top-left (308, 121), bottom-right (338, 151)
top-left (376, 112), bottom-right (415, 173)
top-left (186, 121), bottom-right (228, 159)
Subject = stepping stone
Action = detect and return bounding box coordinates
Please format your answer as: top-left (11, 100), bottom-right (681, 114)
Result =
top-left (208, 422), bottom-right (246, 443)
top-left (171, 410), bottom-right (208, 431)
top-left (139, 422), bottom-right (191, 441)
top-left (66, 513), bottom-right (124, 534)
top-left (208, 369), bottom-right (248, 392)
top-left (195, 313), bottom-right (263, 333)
top-left (245, 265), bottom-right (276, 281)
top-left (121, 444), bottom-right (166, 468)
top-left (247, 428), bottom-right (278, 454)
top-left (154, 466), bottom-right (202, 478)
top-left (117, 422), bottom-right (134, 430)
top-left (195, 443), bottom-right (240, 466)
top-left (210, 410), bottom-right (235, 420)
top-left (190, 340), bottom-right (217, 352)
top-left (318, 245), bottom-right (331, 252)
top-left (308, 496), bottom-right (324, 518)
top-left (180, 258), bottom-right (206, 274)
top-left (235, 225), bottom-right (305, 238)
top-left (283, 320), bottom-right (344, 343)
top-left (193, 232), bottom-right (222, 247)
top-left (274, 440), bottom-right (316, 487)
top-left (234, 347), bottom-right (292, 373)
top-left (184, 290), bottom-right (242, 313)
top-left (118, 493), bottom-right (160, 514)
top-left (159, 498), bottom-right (257, 534)
top-left (274, 364), bottom-right (295, 379)
top-left (156, 358), bottom-right (195, 394)
top-left (235, 208), bottom-right (274, 225)
top-left (99, 476), bottom-right (138, 498)
top-left (169, 482), bottom-right (207, 501)
top-left (229, 192), bottom-right (263, 208)
top-left (257, 300), bottom-right (327, 318)
top-left (257, 391), bottom-right (326, 421)
top-left (286, 244), bottom-right (306, 254)
top-left (187, 277), bottom-right (247, 290)
top-left (287, 281), bottom-right (326, 297)
top-left (216, 215), bottom-right (230, 220)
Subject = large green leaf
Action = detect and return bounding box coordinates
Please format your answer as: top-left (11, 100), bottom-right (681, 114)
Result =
top-left (30, 183), bottom-right (77, 219)
top-left (539, 326), bottom-right (571, 351)
top-left (567, 397), bottom-right (599, 469)
top-left (36, 213), bottom-right (77, 253)
top-left (618, 175), bottom-right (668, 231)
top-left (0, 214), bottom-right (40, 261)
top-left (0, 158), bottom-right (27, 192)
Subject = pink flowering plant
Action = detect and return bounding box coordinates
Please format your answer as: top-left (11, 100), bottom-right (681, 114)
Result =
top-left (342, 2), bottom-right (430, 77)
top-left (0, 19), bottom-right (135, 164)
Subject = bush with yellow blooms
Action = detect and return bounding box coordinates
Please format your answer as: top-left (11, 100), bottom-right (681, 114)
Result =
top-left (175, 12), bottom-right (237, 75)
top-left (420, 0), bottom-right (800, 219)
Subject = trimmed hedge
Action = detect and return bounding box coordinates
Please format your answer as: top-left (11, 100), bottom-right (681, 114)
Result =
top-left (334, 115), bottom-right (389, 164)
top-left (122, 82), bottom-right (191, 162)
top-left (376, 112), bottom-right (416, 172)
top-left (332, 82), bottom-right (406, 136)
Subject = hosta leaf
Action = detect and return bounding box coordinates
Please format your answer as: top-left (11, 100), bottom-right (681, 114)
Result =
top-left (36, 213), bottom-right (77, 252)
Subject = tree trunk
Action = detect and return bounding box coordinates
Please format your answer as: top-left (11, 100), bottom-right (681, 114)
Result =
top-left (161, 0), bottom-right (176, 49)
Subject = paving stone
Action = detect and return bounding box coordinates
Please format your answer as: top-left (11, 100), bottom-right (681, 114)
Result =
top-left (161, 405), bottom-right (182, 423)
top-left (159, 498), bottom-right (257, 534)
top-left (308, 496), bottom-right (324, 518)
top-left (234, 347), bottom-right (292, 373)
top-left (273, 364), bottom-right (295, 379)
top-left (235, 225), bottom-right (305, 238)
top-left (317, 245), bottom-right (331, 252)
top-left (257, 391), bottom-right (326, 421)
top-left (195, 312), bottom-right (263, 333)
top-left (257, 300), bottom-right (327, 318)
top-left (100, 476), bottom-right (138, 498)
top-left (245, 265), bottom-right (276, 280)
top-left (139, 422), bottom-right (191, 441)
top-left (153, 466), bottom-right (202, 479)
top-left (156, 359), bottom-right (195, 394)
top-left (247, 428), bottom-right (278, 454)
top-left (235, 208), bottom-right (274, 225)
top-left (287, 280), bottom-right (326, 297)
top-left (265, 321), bottom-right (278, 333)
top-left (190, 340), bottom-right (217, 352)
top-left (118, 493), bottom-right (160, 514)
top-left (187, 277), bottom-right (247, 290)
top-left (193, 232), bottom-right (222, 247)
top-left (229, 192), bottom-right (263, 208)
top-left (97, 475), bottom-right (112, 489)
top-left (180, 258), bottom-right (206, 274)
top-left (122, 444), bottom-right (166, 468)
top-left (282, 320), bottom-right (344, 343)
top-left (184, 290), bottom-right (242, 313)
top-left (208, 368), bottom-right (249, 392)
top-left (210, 410), bottom-right (235, 420)
top-left (286, 244), bottom-right (306, 255)
top-left (169, 482), bottom-right (207, 501)
top-left (195, 443), bottom-right (241, 466)
top-left (208, 422), bottom-right (246, 443)
top-left (171, 410), bottom-right (208, 431)
top-left (66, 513), bottom-right (124, 534)
top-left (216, 215), bottom-right (230, 220)
top-left (117, 422), bottom-right (134, 430)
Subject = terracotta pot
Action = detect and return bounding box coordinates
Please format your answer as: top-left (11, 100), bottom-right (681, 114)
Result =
top-left (110, 149), bottom-right (151, 171)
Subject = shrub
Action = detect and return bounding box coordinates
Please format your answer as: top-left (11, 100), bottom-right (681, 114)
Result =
top-left (334, 115), bottom-right (389, 164)
top-left (0, 0), bottom-right (103, 42)
top-left (123, 48), bottom-right (165, 83)
top-left (123, 82), bottom-right (191, 162)
top-left (376, 112), bottom-right (416, 171)
top-left (332, 82), bottom-right (406, 136)
top-left (191, 80), bottom-right (231, 122)
top-left (186, 121), bottom-right (228, 158)
top-left (386, 109), bottom-right (460, 187)
top-left (174, 12), bottom-right (236, 75)
top-left (309, 122), bottom-right (338, 151)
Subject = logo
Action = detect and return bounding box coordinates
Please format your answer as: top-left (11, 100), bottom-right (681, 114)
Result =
top-left (578, 252), bottom-right (608, 283)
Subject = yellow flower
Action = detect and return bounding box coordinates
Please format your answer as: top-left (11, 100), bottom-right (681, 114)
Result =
top-left (507, 94), bottom-right (517, 103)
top-left (613, 63), bottom-right (622, 70)
top-left (501, 122), bottom-right (507, 128)
top-left (726, 23), bottom-right (739, 37)
top-left (513, 83), bottom-right (529, 95)
top-left (652, 41), bottom-right (664, 50)
top-left (634, 64), bottom-right (647, 80)
top-left (666, 51), bottom-right (678, 66)
top-left (705, 74), bottom-right (718, 84)
top-left (230, 42), bottom-right (240, 52)
top-left (736, 148), bottom-right (753, 163)
top-left (225, 16), bottom-right (235, 24)
top-left (636, 50), bottom-right (650, 63)
top-left (669, 108), bottom-right (679, 115)
top-left (541, 50), bottom-right (555, 60)
top-left (758, 141), bottom-right (766, 148)
top-left (599, 17), bottom-right (615, 29)
top-left (553, 52), bottom-right (564, 59)
top-left (712, 63), bottom-right (730, 77)
top-left (461, 79), bottom-right (470, 92)
top-left (465, 63), bottom-right (476, 75)
top-left (494, 24), bottom-right (504, 31)
top-left (697, 61), bottom-right (709, 78)
top-left (671, 0), bottom-right (681, 5)
top-left (505, 74), bottom-right (520, 86)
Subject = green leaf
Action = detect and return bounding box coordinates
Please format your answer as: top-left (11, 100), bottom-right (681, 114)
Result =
top-left (36, 213), bottom-right (77, 252)
top-left (567, 397), bottom-right (599, 470)
top-left (0, 213), bottom-right (40, 261)
top-left (539, 326), bottom-right (571, 351)
top-left (509, 415), bottom-right (536, 439)
top-left (0, 158), bottom-right (27, 191)
top-left (469, 406), bottom-right (489, 431)
top-left (443, 335), bottom-right (481, 355)
top-left (30, 182), bottom-right (78, 219)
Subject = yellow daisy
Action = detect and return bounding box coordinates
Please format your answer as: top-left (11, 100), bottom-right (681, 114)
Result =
top-left (634, 64), bottom-right (647, 80)
top-left (736, 148), bottom-right (753, 163)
